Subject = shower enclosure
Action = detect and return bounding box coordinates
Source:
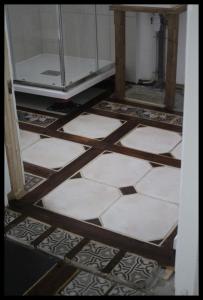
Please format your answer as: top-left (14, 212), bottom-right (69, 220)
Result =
top-left (6, 5), bottom-right (115, 99)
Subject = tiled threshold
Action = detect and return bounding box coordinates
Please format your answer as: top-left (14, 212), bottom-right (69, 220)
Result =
top-left (9, 93), bottom-right (182, 271)
top-left (4, 209), bottom-right (174, 296)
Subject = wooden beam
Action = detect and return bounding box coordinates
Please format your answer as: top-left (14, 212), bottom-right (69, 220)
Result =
top-left (114, 10), bottom-right (126, 100)
top-left (4, 30), bottom-right (25, 199)
top-left (164, 14), bottom-right (179, 110)
top-left (110, 5), bottom-right (187, 15)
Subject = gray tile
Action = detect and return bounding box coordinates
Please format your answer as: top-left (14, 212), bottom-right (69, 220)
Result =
top-left (111, 252), bottom-right (159, 289)
top-left (59, 271), bottom-right (113, 296)
top-left (4, 209), bottom-right (21, 227)
top-left (37, 228), bottom-right (83, 259)
top-left (108, 284), bottom-right (141, 296)
top-left (24, 173), bottom-right (45, 191)
top-left (6, 217), bottom-right (50, 246)
top-left (72, 240), bottom-right (119, 271)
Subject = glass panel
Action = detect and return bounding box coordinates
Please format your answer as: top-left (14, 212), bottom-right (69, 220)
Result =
top-left (6, 5), bottom-right (63, 88)
top-left (61, 5), bottom-right (98, 87)
top-left (96, 5), bottom-right (115, 71)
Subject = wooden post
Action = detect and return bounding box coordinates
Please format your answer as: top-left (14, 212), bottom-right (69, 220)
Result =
top-left (164, 13), bottom-right (179, 110)
top-left (114, 10), bottom-right (126, 100)
top-left (4, 30), bottom-right (25, 199)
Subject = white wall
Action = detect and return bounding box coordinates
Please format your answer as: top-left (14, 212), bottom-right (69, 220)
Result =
top-left (6, 4), bottom-right (187, 84)
top-left (175, 5), bottom-right (199, 295)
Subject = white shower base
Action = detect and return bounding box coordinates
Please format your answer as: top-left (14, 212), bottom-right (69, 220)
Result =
top-left (14, 54), bottom-right (114, 100)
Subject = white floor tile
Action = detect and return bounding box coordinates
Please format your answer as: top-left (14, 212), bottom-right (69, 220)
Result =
top-left (171, 142), bottom-right (182, 160)
top-left (136, 166), bottom-right (181, 204)
top-left (19, 130), bottom-right (40, 150)
top-left (22, 137), bottom-right (86, 169)
top-left (120, 126), bottom-right (181, 154)
top-left (101, 193), bottom-right (178, 242)
top-left (61, 113), bottom-right (122, 139)
top-left (82, 153), bottom-right (152, 187)
top-left (42, 178), bottom-right (120, 220)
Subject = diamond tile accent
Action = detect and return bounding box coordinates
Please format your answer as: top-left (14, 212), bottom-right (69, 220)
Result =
top-left (111, 252), bottom-right (158, 288)
top-left (6, 217), bottom-right (50, 246)
top-left (82, 152), bottom-right (152, 187)
top-left (37, 228), bottom-right (83, 259)
top-left (22, 137), bottom-right (86, 170)
top-left (136, 166), bottom-right (181, 204)
top-left (119, 186), bottom-right (137, 195)
top-left (108, 284), bottom-right (141, 296)
top-left (59, 113), bottom-right (122, 139)
top-left (72, 240), bottom-right (119, 271)
top-left (59, 271), bottom-right (113, 296)
top-left (120, 126), bottom-right (181, 154)
top-left (101, 193), bottom-right (178, 241)
top-left (4, 209), bottom-right (21, 227)
top-left (17, 110), bottom-right (57, 127)
top-left (42, 178), bottom-right (120, 220)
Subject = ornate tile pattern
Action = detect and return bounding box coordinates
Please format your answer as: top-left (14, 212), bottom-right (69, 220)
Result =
top-left (72, 240), bottom-right (119, 271)
top-left (17, 110), bottom-right (57, 127)
top-left (94, 101), bottom-right (183, 126)
top-left (108, 284), bottom-right (141, 296)
top-left (24, 173), bottom-right (45, 191)
top-left (111, 252), bottom-right (158, 288)
top-left (59, 271), bottom-right (113, 296)
top-left (6, 217), bottom-right (50, 246)
top-left (37, 228), bottom-right (83, 259)
top-left (4, 209), bottom-right (21, 227)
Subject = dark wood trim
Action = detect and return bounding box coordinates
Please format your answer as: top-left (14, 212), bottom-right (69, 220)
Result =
top-left (162, 226), bottom-right (178, 249)
top-left (114, 10), bottom-right (126, 99)
top-left (110, 5), bottom-right (186, 14)
top-left (89, 107), bottom-right (182, 132)
top-left (108, 97), bottom-right (183, 117)
top-left (31, 226), bottom-right (57, 247)
top-left (14, 148), bottom-right (103, 205)
top-left (23, 162), bottom-right (56, 178)
top-left (101, 250), bottom-right (126, 274)
top-left (8, 203), bottom-right (175, 267)
top-left (25, 262), bottom-right (78, 295)
top-left (164, 13), bottom-right (179, 110)
top-left (16, 105), bottom-right (63, 118)
top-left (107, 144), bottom-right (181, 168)
top-left (65, 238), bottom-right (90, 260)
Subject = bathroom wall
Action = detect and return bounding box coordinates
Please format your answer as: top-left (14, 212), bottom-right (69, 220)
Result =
top-left (7, 4), bottom-right (186, 84)
top-left (6, 5), bottom-right (42, 63)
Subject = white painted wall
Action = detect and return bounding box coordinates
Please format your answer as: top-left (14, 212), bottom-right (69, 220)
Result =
top-left (175, 5), bottom-right (199, 295)
top-left (4, 147), bottom-right (11, 207)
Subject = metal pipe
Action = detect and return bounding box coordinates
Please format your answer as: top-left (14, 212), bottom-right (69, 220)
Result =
top-left (57, 5), bottom-right (66, 87)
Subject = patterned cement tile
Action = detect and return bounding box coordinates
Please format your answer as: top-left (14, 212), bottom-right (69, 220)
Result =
top-left (59, 270), bottom-right (113, 296)
top-left (4, 208), bottom-right (21, 227)
top-left (94, 101), bottom-right (183, 126)
top-left (111, 252), bottom-right (159, 289)
top-left (37, 228), bottom-right (83, 259)
top-left (72, 240), bottom-right (119, 271)
top-left (6, 217), bottom-right (50, 246)
top-left (24, 173), bottom-right (45, 192)
top-left (17, 110), bottom-right (58, 127)
top-left (107, 284), bottom-right (142, 296)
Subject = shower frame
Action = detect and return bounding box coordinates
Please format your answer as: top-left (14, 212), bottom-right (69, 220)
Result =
top-left (6, 5), bottom-right (115, 96)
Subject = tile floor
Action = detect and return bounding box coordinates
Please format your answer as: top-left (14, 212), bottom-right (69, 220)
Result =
top-left (17, 110), bottom-right (58, 127)
top-left (18, 98), bottom-right (182, 247)
top-left (59, 112), bottom-right (124, 140)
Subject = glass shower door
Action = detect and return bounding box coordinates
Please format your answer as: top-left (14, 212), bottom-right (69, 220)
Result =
top-left (6, 4), bottom-right (63, 88)
top-left (60, 5), bottom-right (98, 88)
